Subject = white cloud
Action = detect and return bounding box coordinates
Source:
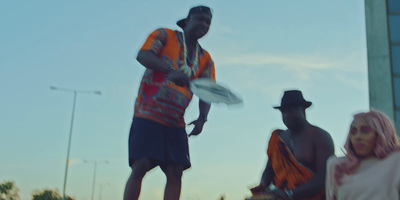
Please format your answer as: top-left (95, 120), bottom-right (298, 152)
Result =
top-left (212, 50), bottom-right (367, 94)
top-left (60, 158), bottom-right (83, 166)
top-left (213, 25), bottom-right (242, 36)
top-left (217, 52), bottom-right (345, 70)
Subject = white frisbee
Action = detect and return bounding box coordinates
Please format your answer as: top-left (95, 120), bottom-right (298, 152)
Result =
top-left (190, 78), bottom-right (242, 104)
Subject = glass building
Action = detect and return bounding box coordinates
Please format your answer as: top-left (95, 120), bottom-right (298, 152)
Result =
top-left (365, 0), bottom-right (400, 135)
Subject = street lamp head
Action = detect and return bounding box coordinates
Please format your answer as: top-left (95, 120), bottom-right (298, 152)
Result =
top-left (50, 86), bottom-right (58, 90)
top-left (94, 91), bottom-right (102, 95)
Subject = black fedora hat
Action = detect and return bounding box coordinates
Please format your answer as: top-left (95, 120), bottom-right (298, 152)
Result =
top-left (177, 5), bottom-right (212, 28)
top-left (273, 90), bottom-right (312, 109)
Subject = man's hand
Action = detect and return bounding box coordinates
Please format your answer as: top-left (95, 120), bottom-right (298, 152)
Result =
top-left (250, 184), bottom-right (267, 195)
top-left (188, 118), bottom-right (206, 137)
top-left (166, 70), bottom-right (190, 87)
top-left (265, 189), bottom-right (290, 200)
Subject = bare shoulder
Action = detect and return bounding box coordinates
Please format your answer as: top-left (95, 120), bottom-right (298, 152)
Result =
top-left (327, 155), bottom-right (347, 168)
top-left (328, 155), bottom-right (347, 164)
top-left (309, 125), bottom-right (333, 142)
top-left (387, 151), bottom-right (400, 161)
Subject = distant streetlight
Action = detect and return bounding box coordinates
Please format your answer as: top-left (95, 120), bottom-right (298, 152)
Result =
top-left (84, 160), bottom-right (109, 200)
top-left (98, 182), bottom-right (111, 200)
top-left (50, 86), bottom-right (101, 200)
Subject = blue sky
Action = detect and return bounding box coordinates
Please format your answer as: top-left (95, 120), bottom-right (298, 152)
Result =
top-left (0, 1), bottom-right (368, 200)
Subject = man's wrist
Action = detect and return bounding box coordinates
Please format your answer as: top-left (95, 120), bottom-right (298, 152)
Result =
top-left (165, 67), bottom-right (173, 74)
top-left (198, 114), bottom-right (207, 122)
top-left (284, 189), bottom-right (293, 200)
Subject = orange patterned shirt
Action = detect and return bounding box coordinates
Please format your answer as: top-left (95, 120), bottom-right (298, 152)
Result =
top-left (134, 28), bottom-right (215, 127)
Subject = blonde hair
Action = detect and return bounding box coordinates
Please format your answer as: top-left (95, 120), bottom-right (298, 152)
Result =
top-left (334, 108), bottom-right (400, 184)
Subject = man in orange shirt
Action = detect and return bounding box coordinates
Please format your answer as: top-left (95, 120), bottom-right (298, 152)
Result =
top-left (123, 6), bottom-right (215, 200)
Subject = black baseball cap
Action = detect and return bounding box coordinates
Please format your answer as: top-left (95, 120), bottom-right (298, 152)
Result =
top-left (177, 5), bottom-right (212, 28)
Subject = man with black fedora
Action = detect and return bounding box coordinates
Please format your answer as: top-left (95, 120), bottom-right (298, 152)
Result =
top-left (250, 90), bottom-right (334, 200)
top-left (123, 5), bottom-right (215, 200)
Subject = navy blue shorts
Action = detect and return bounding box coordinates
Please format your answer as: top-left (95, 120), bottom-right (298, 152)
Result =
top-left (128, 117), bottom-right (191, 170)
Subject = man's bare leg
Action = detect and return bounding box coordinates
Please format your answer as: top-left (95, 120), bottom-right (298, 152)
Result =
top-left (163, 164), bottom-right (183, 200)
top-left (123, 159), bottom-right (154, 200)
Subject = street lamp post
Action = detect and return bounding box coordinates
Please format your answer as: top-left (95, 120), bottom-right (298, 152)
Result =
top-left (50, 86), bottom-right (102, 200)
top-left (84, 160), bottom-right (109, 200)
top-left (98, 182), bottom-right (111, 200)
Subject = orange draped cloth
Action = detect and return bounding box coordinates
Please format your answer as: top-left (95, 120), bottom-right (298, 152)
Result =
top-left (267, 130), bottom-right (325, 200)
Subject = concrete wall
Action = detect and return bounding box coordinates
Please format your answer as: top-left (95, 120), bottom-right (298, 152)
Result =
top-left (364, 0), bottom-right (396, 121)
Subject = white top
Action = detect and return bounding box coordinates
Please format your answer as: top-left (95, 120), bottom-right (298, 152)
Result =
top-left (326, 151), bottom-right (400, 200)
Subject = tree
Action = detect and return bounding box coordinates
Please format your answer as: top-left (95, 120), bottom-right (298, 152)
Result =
top-left (32, 189), bottom-right (75, 200)
top-left (0, 181), bottom-right (20, 200)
